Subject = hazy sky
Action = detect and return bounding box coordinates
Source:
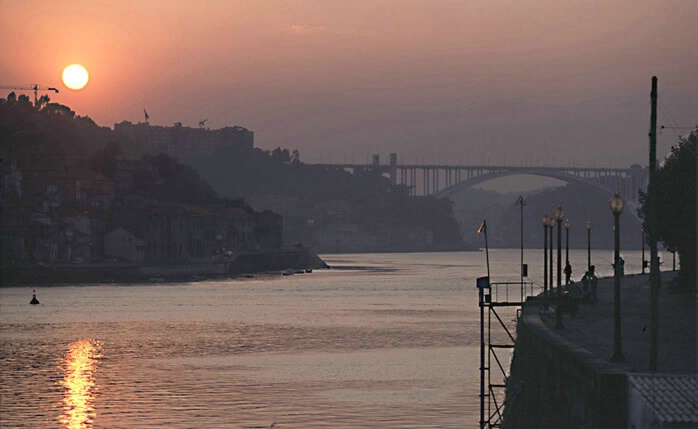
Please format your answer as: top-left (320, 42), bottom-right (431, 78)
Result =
top-left (2, 0), bottom-right (696, 167)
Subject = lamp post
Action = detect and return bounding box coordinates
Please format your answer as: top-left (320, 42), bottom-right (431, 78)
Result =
top-left (565, 219), bottom-right (570, 284)
top-left (610, 191), bottom-right (626, 362)
top-left (641, 227), bottom-right (646, 274)
top-left (549, 222), bottom-right (554, 294)
top-left (554, 205), bottom-right (565, 329)
top-left (587, 221), bottom-right (592, 272)
top-left (517, 196), bottom-right (525, 289)
top-left (543, 214), bottom-right (550, 308)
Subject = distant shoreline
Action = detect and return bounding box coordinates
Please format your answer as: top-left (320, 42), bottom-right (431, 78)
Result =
top-left (0, 247), bottom-right (328, 287)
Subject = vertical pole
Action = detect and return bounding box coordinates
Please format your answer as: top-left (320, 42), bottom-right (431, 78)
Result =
top-left (555, 219), bottom-right (564, 329)
top-left (649, 76), bottom-right (660, 371)
top-left (587, 223), bottom-right (591, 272)
top-left (484, 221), bottom-right (490, 279)
top-left (518, 196), bottom-right (525, 289)
top-left (642, 228), bottom-right (646, 274)
top-left (565, 226), bottom-right (570, 266)
top-left (479, 282), bottom-right (485, 429)
top-left (544, 222), bottom-right (548, 308)
top-left (610, 212), bottom-right (626, 361)
top-left (565, 224), bottom-right (569, 281)
top-left (549, 225), bottom-right (553, 296)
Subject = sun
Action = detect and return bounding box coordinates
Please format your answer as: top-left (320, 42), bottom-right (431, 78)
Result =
top-left (62, 64), bottom-right (89, 90)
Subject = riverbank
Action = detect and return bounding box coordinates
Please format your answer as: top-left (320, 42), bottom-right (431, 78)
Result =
top-left (502, 271), bottom-right (696, 428)
top-left (0, 247), bottom-right (328, 286)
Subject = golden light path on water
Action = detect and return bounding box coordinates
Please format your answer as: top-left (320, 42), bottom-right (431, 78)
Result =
top-left (58, 339), bottom-right (102, 429)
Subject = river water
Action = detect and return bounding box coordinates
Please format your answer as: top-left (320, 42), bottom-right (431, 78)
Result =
top-left (0, 249), bottom-right (647, 428)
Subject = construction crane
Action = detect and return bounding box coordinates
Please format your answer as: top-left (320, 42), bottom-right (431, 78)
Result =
top-left (0, 84), bottom-right (59, 105)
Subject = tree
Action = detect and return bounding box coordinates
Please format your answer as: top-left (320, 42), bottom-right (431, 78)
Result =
top-left (639, 129), bottom-right (697, 292)
top-left (141, 153), bottom-right (219, 204)
top-left (271, 147), bottom-right (291, 164)
top-left (89, 141), bottom-right (122, 178)
top-left (37, 94), bottom-right (51, 109)
top-left (291, 149), bottom-right (300, 165)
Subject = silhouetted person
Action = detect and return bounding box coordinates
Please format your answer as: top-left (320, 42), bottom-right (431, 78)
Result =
top-left (581, 271), bottom-right (590, 294)
top-left (564, 261), bottom-right (572, 284)
top-left (589, 265), bottom-right (598, 303)
top-left (30, 290), bottom-right (40, 305)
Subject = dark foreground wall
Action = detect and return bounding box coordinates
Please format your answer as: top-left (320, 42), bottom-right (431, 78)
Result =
top-left (502, 299), bottom-right (627, 429)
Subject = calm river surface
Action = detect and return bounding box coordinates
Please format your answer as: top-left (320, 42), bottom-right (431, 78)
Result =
top-left (1, 249), bottom-right (646, 428)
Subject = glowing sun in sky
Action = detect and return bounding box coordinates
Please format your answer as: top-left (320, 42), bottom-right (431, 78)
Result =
top-left (62, 64), bottom-right (89, 90)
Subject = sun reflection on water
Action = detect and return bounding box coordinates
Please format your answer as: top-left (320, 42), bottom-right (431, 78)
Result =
top-left (58, 339), bottom-right (102, 429)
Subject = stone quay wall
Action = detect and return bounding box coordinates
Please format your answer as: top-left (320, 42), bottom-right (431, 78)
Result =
top-left (502, 298), bottom-right (628, 429)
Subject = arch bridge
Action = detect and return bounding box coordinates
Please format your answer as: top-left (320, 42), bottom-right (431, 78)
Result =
top-left (318, 154), bottom-right (647, 205)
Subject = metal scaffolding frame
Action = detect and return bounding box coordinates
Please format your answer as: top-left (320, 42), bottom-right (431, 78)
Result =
top-left (478, 279), bottom-right (535, 429)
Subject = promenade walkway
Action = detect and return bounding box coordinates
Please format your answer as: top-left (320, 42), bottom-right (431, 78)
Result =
top-left (539, 271), bottom-right (696, 373)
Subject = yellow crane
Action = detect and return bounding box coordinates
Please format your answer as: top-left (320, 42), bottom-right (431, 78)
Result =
top-left (0, 84), bottom-right (59, 105)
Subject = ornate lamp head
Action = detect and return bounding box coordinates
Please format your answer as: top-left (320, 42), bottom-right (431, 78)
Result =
top-left (609, 191), bottom-right (625, 215)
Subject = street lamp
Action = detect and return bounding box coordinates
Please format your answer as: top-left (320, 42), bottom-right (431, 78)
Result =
top-left (549, 221), bottom-right (554, 294)
top-left (554, 205), bottom-right (565, 329)
top-left (641, 227), bottom-right (646, 274)
top-left (517, 196), bottom-right (525, 290)
top-left (565, 219), bottom-right (570, 284)
top-left (587, 221), bottom-right (591, 272)
top-left (609, 191), bottom-right (626, 362)
top-left (543, 214), bottom-right (550, 309)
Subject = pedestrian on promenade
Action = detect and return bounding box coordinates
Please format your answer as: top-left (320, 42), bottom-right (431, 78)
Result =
top-left (589, 265), bottom-right (598, 303)
top-left (618, 257), bottom-right (625, 277)
top-left (581, 271), bottom-right (590, 294)
top-left (564, 261), bottom-right (572, 284)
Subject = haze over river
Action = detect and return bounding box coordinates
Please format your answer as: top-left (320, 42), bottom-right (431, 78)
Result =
top-left (1, 249), bottom-right (648, 428)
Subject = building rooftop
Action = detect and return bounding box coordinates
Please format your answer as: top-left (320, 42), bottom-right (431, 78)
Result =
top-left (628, 374), bottom-right (698, 424)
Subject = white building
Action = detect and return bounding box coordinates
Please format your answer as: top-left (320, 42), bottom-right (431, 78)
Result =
top-left (104, 227), bottom-right (147, 262)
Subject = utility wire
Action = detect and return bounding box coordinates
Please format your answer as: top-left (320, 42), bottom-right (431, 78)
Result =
top-left (657, 95), bottom-right (697, 159)
top-left (657, 95), bottom-right (681, 136)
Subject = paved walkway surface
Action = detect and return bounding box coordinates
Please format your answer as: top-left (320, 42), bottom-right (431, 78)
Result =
top-left (539, 271), bottom-right (696, 374)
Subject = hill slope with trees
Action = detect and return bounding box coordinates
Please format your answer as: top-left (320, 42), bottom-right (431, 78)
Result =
top-left (1, 97), bottom-right (465, 253)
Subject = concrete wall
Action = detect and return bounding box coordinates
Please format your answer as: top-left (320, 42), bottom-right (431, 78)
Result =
top-left (502, 300), bottom-right (627, 429)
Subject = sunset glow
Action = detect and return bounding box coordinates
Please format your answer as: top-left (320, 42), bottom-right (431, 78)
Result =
top-left (62, 64), bottom-right (89, 90)
top-left (1, 1), bottom-right (695, 166)
top-left (58, 339), bottom-right (102, 429)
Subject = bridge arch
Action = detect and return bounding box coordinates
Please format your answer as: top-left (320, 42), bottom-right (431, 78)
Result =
top-left (434, 168), bottom-right (642, 222)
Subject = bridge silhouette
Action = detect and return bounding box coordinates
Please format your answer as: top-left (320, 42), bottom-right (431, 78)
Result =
top-left (315, 153), bottom-right (648, 204)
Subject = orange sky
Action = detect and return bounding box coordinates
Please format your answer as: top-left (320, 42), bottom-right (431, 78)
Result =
top-left (1, 0), bottom-right (696, 167)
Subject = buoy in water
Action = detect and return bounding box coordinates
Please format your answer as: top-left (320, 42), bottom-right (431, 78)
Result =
top-left (30, 290), bottom-right (40, 305)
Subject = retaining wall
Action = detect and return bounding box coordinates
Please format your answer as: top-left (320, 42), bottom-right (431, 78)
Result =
top-left (502, 299), bottom-right (627, 429)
